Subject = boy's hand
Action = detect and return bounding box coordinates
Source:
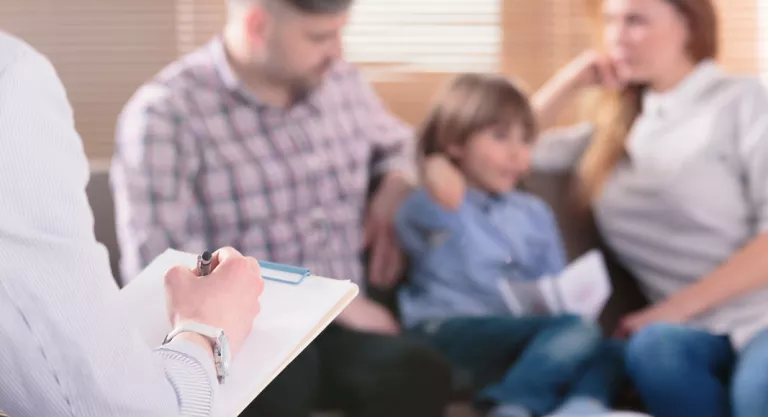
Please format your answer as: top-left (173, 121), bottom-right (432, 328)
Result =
top-left (423, 155), bottom-right (465, 210)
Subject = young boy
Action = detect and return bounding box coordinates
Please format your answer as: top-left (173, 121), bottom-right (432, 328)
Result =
top-left (395, 73), bottom-right (624, 417)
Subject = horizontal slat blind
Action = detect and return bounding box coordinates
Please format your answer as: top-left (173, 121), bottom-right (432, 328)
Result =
top-left (343, 0), bottom-right (502, 73)
top-left (0, 0), bottom-right (178, 160)
top-left (715, 0), bottom-right (758, 74)
top-left (2, 0), bottom-right (764, 159)
top-left (177, 0), bottom-right (226, 55)
top-left (502, 0), bottom-right (590, 125)
top-left (760, 0), bottom-right (768, 80)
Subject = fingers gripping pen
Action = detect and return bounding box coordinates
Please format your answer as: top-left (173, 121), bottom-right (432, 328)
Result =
top-left (197, 251), bottom-right (213, 276)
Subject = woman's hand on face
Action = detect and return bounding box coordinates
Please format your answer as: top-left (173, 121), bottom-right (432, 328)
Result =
top-left (532, 50), bottom-right (622, 128)
top-left (560, 50), bottom-right (623, 92)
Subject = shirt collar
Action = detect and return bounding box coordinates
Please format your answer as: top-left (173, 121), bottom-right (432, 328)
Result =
top-left (465, 187), bottom-right (506, 212)
top-left (209, 36), bottom-right (243, 91)
top-left (642, 59), bottom-right (723, 118)
top-left (207, 36), bottom-right (322, 114)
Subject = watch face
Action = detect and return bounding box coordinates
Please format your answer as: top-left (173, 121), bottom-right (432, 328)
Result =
top-left (165, 322), bottom-right (232, 383)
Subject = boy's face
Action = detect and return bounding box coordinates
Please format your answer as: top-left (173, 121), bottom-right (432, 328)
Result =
top-left (447, 123), bottom-right (531, 195)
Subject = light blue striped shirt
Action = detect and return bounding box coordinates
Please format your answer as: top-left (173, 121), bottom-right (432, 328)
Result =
top-left (0, 32), bottom-right (218, 416)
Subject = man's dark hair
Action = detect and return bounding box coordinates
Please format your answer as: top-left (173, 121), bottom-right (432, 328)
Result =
top-left (229, 0), bottom-right (354, 14)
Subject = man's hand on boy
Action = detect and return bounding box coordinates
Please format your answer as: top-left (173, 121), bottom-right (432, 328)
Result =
top-left (423, 155), bottom-right (465, 210)
top-left (365, 172), bottom-right (411, 289)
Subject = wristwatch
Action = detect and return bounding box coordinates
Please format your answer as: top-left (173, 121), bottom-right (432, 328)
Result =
top-left (163, 321), bottom-right (231, 383)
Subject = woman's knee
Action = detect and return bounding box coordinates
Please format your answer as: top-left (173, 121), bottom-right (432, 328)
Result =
top-left (731, 330), bottom-right (768, 417)
top-left (625, 323), bottom-right (692, 377)
top-left (731, 367), bottom-right (768, 417)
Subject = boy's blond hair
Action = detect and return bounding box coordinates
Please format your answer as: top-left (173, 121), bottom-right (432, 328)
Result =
top-left (417, 73), bottom-right (537, 162)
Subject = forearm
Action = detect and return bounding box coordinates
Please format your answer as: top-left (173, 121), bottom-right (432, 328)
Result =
top-left (0, 40), bottom-right (215, 417)
top-left (381, 170), bottom-right (415, 194)
top-left (422, 155), bottom-right (465, 210)
top-left (665, 233), bottom-right (768, 320)
top-left (532, 71), bottom-right (582, 130)
top-left (375, 170), bottom-right (416, 211)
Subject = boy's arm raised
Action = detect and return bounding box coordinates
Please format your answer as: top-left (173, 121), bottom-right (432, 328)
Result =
top-left (422, 155), bottom-right (465, 211)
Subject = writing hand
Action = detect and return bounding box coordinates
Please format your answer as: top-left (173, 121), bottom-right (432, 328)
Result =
top-left (164, 247), bottom-right (264, 357)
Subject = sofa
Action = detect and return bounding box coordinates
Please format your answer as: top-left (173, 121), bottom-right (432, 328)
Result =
top-left (85, 165), bottom-right (648, 416)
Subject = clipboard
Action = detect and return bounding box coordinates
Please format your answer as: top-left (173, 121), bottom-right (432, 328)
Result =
top-left (119, 249), bottom-right (359, 417)
top-left (258, 260), bottom-right (311, 285)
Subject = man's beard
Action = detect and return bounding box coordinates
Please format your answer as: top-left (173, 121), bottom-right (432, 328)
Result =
top-left (287, 61), bottom-right (333, 100)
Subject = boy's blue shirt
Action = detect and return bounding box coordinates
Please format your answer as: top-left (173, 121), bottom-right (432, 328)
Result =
top-left (395, 187), bottom-right (567, 328)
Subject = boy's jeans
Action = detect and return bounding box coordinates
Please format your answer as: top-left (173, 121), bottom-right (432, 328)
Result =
top-left (409, 315), bottom-right (625, 416)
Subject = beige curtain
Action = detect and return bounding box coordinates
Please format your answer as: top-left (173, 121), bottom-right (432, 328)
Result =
top-left (0, 0), bottom-right (761, 159)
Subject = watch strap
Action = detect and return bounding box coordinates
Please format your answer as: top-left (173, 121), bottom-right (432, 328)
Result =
top-left (164, 321), bottom-right (223, 343)
top-left (163, 321), bottom-right (230, 383)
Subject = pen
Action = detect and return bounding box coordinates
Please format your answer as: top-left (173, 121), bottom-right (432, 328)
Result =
top-left (197, 251), bottom-right (213, 276)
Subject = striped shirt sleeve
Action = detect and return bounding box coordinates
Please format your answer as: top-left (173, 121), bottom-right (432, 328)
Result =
top-left (0, 32), bottom-right (217, 417)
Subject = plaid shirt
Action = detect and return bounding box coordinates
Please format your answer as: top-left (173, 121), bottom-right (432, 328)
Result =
top-left (111, 38), bottom-right (414, 287)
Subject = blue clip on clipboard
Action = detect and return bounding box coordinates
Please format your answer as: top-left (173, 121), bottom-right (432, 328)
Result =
top-left (258, 260), bottom-right (311, 285)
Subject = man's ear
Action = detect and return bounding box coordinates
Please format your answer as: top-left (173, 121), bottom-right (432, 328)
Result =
top-left (243, 6), bottom-right (270, 46)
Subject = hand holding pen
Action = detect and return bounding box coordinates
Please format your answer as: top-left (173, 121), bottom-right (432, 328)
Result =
top-left (164, 247), bottom-right (264, 356)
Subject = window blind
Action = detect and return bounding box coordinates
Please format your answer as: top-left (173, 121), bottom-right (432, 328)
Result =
top-left (501, 0), bottom-right (590, 126)
top-left (1, 0), bottom-right (763, 159)
top-left (0, 0), bottom-right (179, 160)
top-left (715, 0), bottom-right (759, 74)
top-left (343, 0), bottom-right (502, 74)
top-left (177, 0), bottom-right (226, 55)
top-left (759, 0), bottom-right (768, 81)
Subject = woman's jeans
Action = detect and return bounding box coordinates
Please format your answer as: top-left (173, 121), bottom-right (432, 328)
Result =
top-left (625, 323), bottom-right (768, 417)
top-left (409, 315), bottom-right (626, 416)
